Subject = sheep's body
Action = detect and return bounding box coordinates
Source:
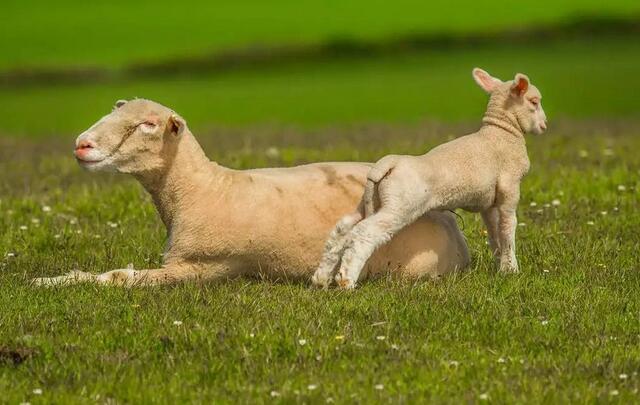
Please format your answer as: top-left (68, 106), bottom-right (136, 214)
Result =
top-left (34, 99), bottom-right (470, 286)
top-left (313, 68), bottom-right (546, 289)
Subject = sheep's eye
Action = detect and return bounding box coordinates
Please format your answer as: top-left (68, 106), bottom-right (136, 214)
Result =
top-left (529, 98), bottom-right (539, 106)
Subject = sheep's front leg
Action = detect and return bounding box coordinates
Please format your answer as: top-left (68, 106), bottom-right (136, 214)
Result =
top-left (312, 211), bottom-right (363, 288)
top-left (481, 207), bottom-right (501, 259)
top-left (32, 262), bottom-right (225, 287)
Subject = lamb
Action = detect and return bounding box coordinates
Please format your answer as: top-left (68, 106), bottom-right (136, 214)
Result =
top-left (312, 68), bottom-right (547, 289)
top-left (33, 99), bottom-right (470, 286)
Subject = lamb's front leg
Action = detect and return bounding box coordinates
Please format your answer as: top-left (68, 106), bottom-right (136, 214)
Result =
top-left (496, 204), bottom-right (519, 273)
top-left (481, 207), bottom-right (501, 259)
top-left (32, 262), bottom-right (225, 287)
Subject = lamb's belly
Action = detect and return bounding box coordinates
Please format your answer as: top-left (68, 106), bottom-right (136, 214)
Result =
top-left (452, 188), bottom-right (495, 212)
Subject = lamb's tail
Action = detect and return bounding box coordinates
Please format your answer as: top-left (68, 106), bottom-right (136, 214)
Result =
top-left (363, 155), bottom-right (399, 217)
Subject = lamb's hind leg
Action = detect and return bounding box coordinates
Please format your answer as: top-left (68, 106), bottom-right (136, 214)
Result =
top-left (335, 207), bottom-right (422, 289)
top-left (312, 210), bottom-right (363, 288)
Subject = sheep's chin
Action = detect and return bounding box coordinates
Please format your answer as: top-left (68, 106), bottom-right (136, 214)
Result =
top-left (77, 157), bottom-right (118, 173)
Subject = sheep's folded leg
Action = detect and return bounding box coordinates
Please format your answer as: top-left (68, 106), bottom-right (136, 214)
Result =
top-left (32, 262), bottom-right (226, 287)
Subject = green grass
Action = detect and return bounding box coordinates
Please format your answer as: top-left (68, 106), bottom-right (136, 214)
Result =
top-left (1, 121), bottom-right (639, 402)
top-left (1, 36), bottom-right (639, 137)
top-left (2, 0), bottom-right (638, 70)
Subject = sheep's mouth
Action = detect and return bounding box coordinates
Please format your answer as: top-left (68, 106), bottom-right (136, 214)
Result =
top-left (75, 156), bottom-right (104, 165)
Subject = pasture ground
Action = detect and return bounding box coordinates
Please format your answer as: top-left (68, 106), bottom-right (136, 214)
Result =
top-left (1, 120), bottom-right (639, 403)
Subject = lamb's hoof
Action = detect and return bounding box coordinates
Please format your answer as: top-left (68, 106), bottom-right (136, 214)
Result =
top-left (498, 264), bottom-right (519, 274)
top-left (334, 273), bottom-right (356, 290)
top-left (311, 269), bottom-right (332, 289)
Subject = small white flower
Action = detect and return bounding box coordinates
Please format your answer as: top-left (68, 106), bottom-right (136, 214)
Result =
top-left (601, 211), bottom-right (608, 216)
top-left (19, 225), bottom-right (28, 231)
top-left (270, 390), bottom-right (280, 397)
top-left (529, 202), bottom-right (537, 207)
top-left (32, 388), bottom-right (43, 395)
top-left (307, 384), bottom-right (318, 391)
top-left (587, 221), bottom-right (595, 226)
top-left (610, 389), bottom-right (619, 396)
top-left (249, 333), bottom-right (255, 338)
top-left (298, 339), bottom-right (307, 346)
top-left (42, 205), bottom-right (52, 213)
top-left (376, 335), bottom-right (386, 340)
top-left (541, 320), bottom-right (549, 325)
top-left (449, 360), bottom-right (460, 367)
top-left (620, 373), bottom-right (628, 380)
top-left (374, 384), bottom-right (384, 390)
top-left (75, 230), bottom-right (82, 234)
top-left (543, 269), bottom-right (550, 273)
top-left (497, 357), bottom-right (506, 363)
top-left (108, 221), bottom-right (118, 228)
top-left (551, 199), bottom-right (561, 206)
top-left (54, 234), bottom-right (61, 239)
top-left (603, 148), bottom-right (614, 156)
top-left (6, 252), bottom-right (15, 258)
top-left (617, 185), bottom-right (626, 192)
top-left (391, 344), bottom-right (399, 350)
top-left (479, 393), bottom-right (489, 400)
top-left (334, 335), bottom-right (345, 340)
top-left (613, 207), bottom-right (619, 212)
top-left (173, 320), bottom-right (183, 326)
top-left (579, 150), bottom-right (589, 158)
top-left (31, 218), bottom-right (40, 224)
top-left (69, 218), bottom-right (78, 225)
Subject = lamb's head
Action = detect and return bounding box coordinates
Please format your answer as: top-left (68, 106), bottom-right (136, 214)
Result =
top-left (472, 68), bottom-right (547, 135)
top-left (74, 99), bottom-right (186, 174)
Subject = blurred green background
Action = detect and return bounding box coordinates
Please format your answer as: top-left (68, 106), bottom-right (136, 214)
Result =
top-left (0, 0), bottom-right (639, 136)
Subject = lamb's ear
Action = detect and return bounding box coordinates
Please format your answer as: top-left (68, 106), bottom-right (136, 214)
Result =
top-left (472, 68), bottom-right (501, 93)
top-left (113, 99), bottom-right (128, 110)
top-left (511, 73), bottom-right (530, 97)
top-left (168, 114), bottom-right (186, 136)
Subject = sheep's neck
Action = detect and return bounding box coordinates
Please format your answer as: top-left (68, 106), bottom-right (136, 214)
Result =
top-left (136, 131), bottom-right (224, 229)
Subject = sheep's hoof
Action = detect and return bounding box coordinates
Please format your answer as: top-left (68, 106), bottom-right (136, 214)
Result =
top-left (31, 270), bottom-right (94, 287)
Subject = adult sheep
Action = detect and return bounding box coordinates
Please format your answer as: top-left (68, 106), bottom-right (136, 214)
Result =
top-left (34, 99), bottom-right (469, 286)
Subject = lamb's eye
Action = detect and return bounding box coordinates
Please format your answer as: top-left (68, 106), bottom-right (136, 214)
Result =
top-left (530, 99), bottom-right (539, 106)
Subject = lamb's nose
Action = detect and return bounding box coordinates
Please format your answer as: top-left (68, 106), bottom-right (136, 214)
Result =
top-left (540, 121), bottom-right (547, 131)
top-left (75, 140), bottom-right (94, 157)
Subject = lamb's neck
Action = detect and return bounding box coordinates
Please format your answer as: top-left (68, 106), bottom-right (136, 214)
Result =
top-left (136, 132), bottom-right (226, 229)
top-left (481, 104), bottom-right (525, 140)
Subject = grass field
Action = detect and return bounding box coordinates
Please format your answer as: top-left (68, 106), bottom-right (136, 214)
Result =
top-left (1, 120), bottom-right (639, 402)
top-left (2, 0), bottom-right (638, 70)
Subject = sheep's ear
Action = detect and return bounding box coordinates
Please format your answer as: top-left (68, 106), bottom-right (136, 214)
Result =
top-left (168, 114), bottom-right (186, 136)
top-left (472, 68), bottom-right (501, 93)
top-left (113, 99), bottom-right (128, 110)
top-left (510, 74), bottom-right (530, 97)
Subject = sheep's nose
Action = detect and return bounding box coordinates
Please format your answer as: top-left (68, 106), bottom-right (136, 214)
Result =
top-left (75, 140), bottom-right (94, 157)
top-left (540, 121), bottom-right (547, 131)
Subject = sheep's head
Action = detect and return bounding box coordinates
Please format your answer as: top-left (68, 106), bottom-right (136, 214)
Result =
top-left (74, 99), bottom-right (186, 174)
top-left (472, 68), bottom-right (547, 135)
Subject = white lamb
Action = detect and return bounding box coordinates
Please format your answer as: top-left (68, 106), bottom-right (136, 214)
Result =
top-left (312, 68), bottom-right (547, 289)
top-left (33, 99), bottom-right (470, 286)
